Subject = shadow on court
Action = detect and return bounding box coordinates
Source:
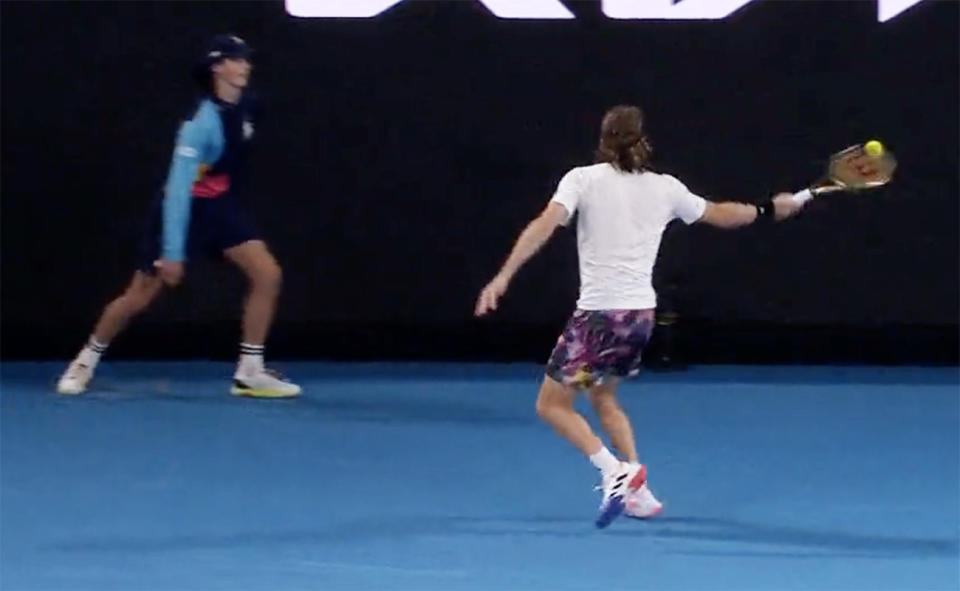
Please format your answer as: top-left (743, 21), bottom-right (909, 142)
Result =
top-left (47, 514), bottom-right (958, 560)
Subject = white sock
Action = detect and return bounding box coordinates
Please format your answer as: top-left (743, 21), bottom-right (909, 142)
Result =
top-left (589, 446), bottom-right (622, 476)
top-left (238, 343), bottom-right (265, 375)
top-left (77, 336), bottom-right (108, 368)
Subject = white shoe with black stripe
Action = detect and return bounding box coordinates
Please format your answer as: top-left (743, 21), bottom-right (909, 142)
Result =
top-left (595, 462), bottom-right (647, 528)
top-left (57, 359), bottom-right (94, 395)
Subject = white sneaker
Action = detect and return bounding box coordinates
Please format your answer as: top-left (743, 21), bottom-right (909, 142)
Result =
top-left (625, 483), bottom-right (663, 519)
top-left (595, 462), bottom-right (647, 529)
top-left (231, 368), bottom-right (301, 398)
top-left (57, 360), bottom-right (94, 395)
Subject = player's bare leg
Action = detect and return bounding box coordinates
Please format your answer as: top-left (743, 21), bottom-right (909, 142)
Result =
top-left (587, 380), bottom-right (663, 519)
top-left (57, 272), bottom-right (164, 395)
top-left (588, 380), bottom-right (638, 463)
top-left (535, 376), bottom-right (605, 455)
top-left (92, 272), bottom-right (165, 344)
top-left (223, 239), bottom-right (300, 397)
top-left (535, 376), bottom-right (646, 527)
top-left (224, 239), bottom-right (281, 345)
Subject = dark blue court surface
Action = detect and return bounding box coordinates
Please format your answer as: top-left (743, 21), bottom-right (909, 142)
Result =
top-left (2, 362), bottom-right (958, 590)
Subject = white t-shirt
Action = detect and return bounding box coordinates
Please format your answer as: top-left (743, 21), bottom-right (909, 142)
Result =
top-left (550, 163), bottom-right (707, 310)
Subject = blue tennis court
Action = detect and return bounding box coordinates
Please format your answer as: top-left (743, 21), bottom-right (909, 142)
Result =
top-left (2, 362), bottom-right (957, 590)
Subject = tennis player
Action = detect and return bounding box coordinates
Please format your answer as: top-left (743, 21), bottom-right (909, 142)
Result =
top-left (475, 105), bottom-right (804, 527)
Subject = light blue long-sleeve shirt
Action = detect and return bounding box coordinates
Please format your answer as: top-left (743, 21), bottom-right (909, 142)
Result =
top-left (161, 99), bottom-right (224, 261)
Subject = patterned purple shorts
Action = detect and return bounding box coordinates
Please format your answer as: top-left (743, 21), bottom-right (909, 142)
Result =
top-left (546, 309), bottom-right (655, 389)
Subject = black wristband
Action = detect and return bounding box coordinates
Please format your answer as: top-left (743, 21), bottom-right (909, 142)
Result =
top-left (755, 200), bottom-right (775, 220)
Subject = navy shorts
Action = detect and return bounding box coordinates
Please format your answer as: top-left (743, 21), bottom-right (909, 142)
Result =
top-left (138, 195), bottom-right (260, 272)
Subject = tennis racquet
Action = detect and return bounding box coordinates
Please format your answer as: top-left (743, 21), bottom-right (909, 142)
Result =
top-left (792, 142), bottom-right (897, 204)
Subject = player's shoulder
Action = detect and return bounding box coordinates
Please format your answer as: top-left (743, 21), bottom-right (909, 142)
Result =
top-left (560, 162), bottom-right (612, 184)
top-left (575, 162), bottom-right (614, 176)
top-left (189, 98), bottom-right (220, 125)
top-left (171, 98), bottom-right (217, 147)
top-left (176, 98), bottom-right (218, 135)
top-left (637, 168), bottom-right (677, 182)
top-left (643, 170), bottom-right (687, 190)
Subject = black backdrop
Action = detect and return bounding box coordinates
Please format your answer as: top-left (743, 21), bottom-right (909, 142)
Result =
top-left (2, 0), bottom-right (957, 363)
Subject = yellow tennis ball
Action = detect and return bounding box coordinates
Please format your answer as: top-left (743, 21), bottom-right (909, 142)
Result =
top-left (864, 140), bottom-right (884, 157)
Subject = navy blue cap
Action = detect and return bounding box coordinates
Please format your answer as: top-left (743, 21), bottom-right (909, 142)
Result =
top-left (202, 34), bottom-right (252, 64)
top-left (192, 34), bottom-right (252, 87)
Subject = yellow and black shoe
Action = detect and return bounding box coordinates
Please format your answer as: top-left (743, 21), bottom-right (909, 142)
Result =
top-left (231, 368), bottom-right (301, 398)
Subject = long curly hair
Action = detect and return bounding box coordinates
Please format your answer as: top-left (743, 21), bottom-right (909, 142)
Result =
top-left (594, 105), bottom-right (653, 173)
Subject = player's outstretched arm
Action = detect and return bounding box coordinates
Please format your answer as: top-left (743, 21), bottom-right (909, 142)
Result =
top-left (475, 202), bottom-right (567, 317)
top-left (698, 193), bottom-right (803, 229)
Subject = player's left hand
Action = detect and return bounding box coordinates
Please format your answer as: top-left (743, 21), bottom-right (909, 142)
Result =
top-left (475, 274), bottom-right (510, 317)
